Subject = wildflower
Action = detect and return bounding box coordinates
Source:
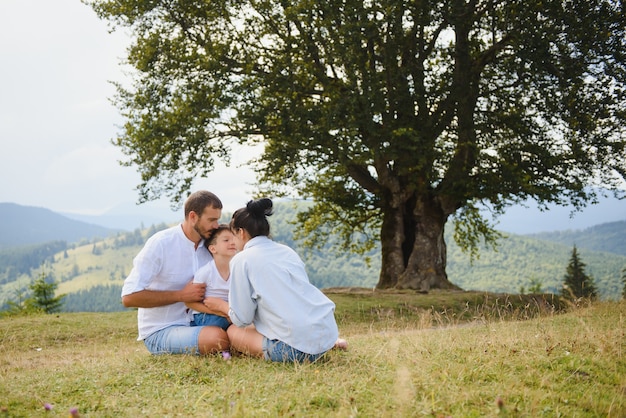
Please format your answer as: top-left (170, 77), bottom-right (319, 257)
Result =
top-left (222, 351), bottom-right (231, 360)
top-left (496, 396), bottom-right (505, 410)
top-left (69, 407), bottom-right (79, 417)
top-left (44, 403), bottom-right (53, 411)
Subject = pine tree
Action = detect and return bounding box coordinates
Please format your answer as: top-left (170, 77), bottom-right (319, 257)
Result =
top-left (621, 267), bottom-right (626, 300)
top-left (27, 272), bottom-right (65, 314)
top-left (4, 288), bottom-right (31, 315)
top-left (561, 246), bottom-right (597, 300)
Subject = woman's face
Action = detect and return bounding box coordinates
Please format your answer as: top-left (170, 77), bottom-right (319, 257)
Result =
top-left (232, 228), bottom-right (247, 252)
top-left (209, 230), bottom-right (238, 258)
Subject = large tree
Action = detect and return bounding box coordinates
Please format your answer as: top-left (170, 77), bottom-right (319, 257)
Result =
top-left (87, 0), bottom-right (626, 291)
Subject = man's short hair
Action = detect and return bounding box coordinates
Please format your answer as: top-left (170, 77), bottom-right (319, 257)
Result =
top-left (184, 191), bottom-right (223, 218)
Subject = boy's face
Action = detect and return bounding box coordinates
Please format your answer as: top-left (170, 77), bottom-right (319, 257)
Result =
top-left (209, 230), bottom-right (237, 257)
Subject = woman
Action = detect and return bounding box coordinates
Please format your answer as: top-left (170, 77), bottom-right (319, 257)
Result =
top-left (186, 224), bottom-right (237, 330)
top-left (227, 198), bottom-right (347, 363)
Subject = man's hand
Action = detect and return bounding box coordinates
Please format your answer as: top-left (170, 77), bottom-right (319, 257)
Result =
top-left (179, 280), bottom-right (207, 303)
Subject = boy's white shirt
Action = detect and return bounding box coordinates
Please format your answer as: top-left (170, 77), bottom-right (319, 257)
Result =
top-left (191, 259), bottom-right (230, 315)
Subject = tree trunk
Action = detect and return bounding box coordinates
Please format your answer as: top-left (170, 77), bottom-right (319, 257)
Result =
top-left (376, 193), bottom-right (459, 291)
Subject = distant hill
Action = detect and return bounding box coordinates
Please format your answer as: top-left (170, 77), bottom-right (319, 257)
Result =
top-left (0, 201), bottom-right (624, 312)
top-left (61, 201), bottom-right (180, 231)
top-left (486, 193), bottom-right (625, 234)
top-left (0, 203), bottom-right (119, 250)
top-left (524, 220), bottom-right (626, 256)
top-left (446, 233), bottom-right (625, 299)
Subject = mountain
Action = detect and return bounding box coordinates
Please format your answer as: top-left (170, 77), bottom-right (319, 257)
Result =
top-left (486, 193), bottom-right (625, 234)
top-left (0, 201), bottom-right (624, 312)
top-left (524, 220), bottom-right (626, 256)
top-left (61, 201), bottom-right (180, 231)
top-left (0, 203), bottom-right (119, 249)
top-left (446, 232), bottom-right (625, 299)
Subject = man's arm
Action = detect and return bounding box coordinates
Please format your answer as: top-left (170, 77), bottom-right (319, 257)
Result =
top-left (123, 281), bottom-right (206, 308)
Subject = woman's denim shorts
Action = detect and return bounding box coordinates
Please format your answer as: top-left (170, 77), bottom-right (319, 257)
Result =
top-left (262, 338), bottom-right (327, 363)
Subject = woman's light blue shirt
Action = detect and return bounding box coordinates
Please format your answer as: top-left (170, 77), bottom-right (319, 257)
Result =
top-left (228, 236), bottom-right (339, 355)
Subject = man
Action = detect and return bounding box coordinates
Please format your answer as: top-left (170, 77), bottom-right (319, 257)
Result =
top-left (122, 190), bottom-right (228, 355)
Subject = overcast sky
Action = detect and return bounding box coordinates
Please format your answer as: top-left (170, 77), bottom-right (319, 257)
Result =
top-left (0, 0), bottom-right (623, 232)
top-left (0, 0), bottom-right (257, 218)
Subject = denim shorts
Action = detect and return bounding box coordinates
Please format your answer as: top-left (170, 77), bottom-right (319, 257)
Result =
top-left (190, 313), bottom-right (230, 331)
top-left (143, 325), bottom-right (203, 355)
top-left (262, 338), bottom-right (327, 363)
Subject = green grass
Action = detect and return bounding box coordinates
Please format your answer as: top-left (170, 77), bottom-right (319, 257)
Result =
top-left (1, 291), bottom-right (624, 417)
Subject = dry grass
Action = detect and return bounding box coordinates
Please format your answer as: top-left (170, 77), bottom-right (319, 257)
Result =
top-left (0, 293), bottom-right (624, 417)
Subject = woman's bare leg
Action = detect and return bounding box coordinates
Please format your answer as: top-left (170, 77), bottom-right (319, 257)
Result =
top-left (227, 325), bottom-right (264, 358)
top-left (198, 326), bottom-right (229, 355)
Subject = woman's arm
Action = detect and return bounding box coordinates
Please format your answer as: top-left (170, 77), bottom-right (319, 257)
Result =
top-left (204, 297), bottom-right (231, 318)
top-left (228, 263), bottom-right (257, 327)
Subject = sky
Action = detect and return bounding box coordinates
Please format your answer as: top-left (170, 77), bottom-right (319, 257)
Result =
top-left (0, 0), bottom-right (623, 233)
top-left (0, 0), bottom-right (258, 219)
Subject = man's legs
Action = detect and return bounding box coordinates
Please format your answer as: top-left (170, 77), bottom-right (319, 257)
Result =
top-left (144, 325), bottom-right (228, 355)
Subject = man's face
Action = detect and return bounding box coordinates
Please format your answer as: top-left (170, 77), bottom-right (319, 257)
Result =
top-left (193, 206), bottom-right (221, 240)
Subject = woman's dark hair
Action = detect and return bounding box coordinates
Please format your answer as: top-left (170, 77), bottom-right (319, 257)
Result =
top-left (204, 223), bottom-right (231, 249)
top-left (230, 198), bottom-right (273, 238)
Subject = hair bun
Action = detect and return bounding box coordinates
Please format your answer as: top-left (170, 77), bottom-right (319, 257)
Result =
top-left (246, 198), bottom-right (273, 218)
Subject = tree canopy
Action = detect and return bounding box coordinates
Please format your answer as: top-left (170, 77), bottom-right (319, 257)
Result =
top-left (87, 0), bottom-right (626, 290)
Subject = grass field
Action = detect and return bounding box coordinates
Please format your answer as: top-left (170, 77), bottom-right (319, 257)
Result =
top-left (1, 290), bottom-right (624, 417)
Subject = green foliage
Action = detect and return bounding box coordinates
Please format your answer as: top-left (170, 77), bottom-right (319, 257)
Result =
top-left (26, 272), bottom-right (65, 314)
top-left (2, 287), bottom-right (32, 316)
top-left (520, 276), bottom-right (543, 295)
top-left (527, 277), bottom-right (544, 294)
top-left (0, 241), bottom-right (67, 284)
top-left (87, 0), bottom-right (626, 290)
top-left (452, 203), bottom-right (503, 261)
top-left (0, 223), bottom-right (171, 313)
top-left (561, 246), bottom-right (598, 300)
top-left (62, 285), bottom-right (126, 312)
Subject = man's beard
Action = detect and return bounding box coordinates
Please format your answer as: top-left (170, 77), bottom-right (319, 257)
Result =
top-left (194, 223), bottom-right (211, 241)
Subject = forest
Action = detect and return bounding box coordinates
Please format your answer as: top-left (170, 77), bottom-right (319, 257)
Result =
top-left (0, 202), bottom-right (624, 312)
